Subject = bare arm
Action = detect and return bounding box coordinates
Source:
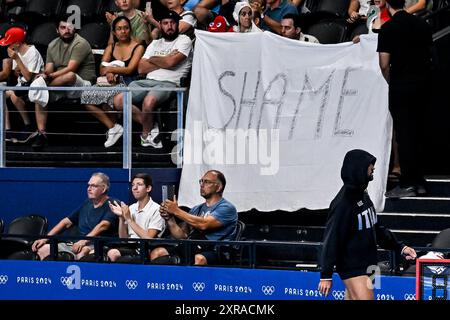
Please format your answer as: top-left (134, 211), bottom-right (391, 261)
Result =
top-left (348, 0), bottom-right (360, 16)
top-left (147, 51), bottom-right (187, 69)
top-left (48, 59), bottom-right (80, 80)
top-left (31, 217), bottom-right (73, 251)
top-left (0, 58), bottom-right (12, 82)
top-left (378, 52), bottom-right (390, 83)
top-left (406, 0), bottom-right (426, 13)
top-left (138, 58), bottom-right (160, 74)
top-left (163, 197), bottom-right (223, 232)
top-left (262, 15), bottom-right (282, 34)
top-left (164, 216), bottom-right (189, 239)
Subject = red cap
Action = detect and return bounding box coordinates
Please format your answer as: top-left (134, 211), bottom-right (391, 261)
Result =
top-left (0, 27), bottom-right (26, 46)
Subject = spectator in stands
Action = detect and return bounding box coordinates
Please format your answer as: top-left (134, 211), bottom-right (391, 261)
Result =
top-left (0, 42), bottom-right (12, 83)
top-left (31, 16), bottom-right (96, 150)
top-left (318, 149), bottom-right (417, 300)
top-left (113, 10), bottom-right (192, 148)
top-left (145, 0), bottom-right (198, 40)
top-left (0, 26), bottom-right (42, 143)
top-left (106, 0), bottom-right (152, 45)
top-left (151, 170), bottom-right (238, 265)
top-left (193, 0), bottom-right (237, 28)
top-left (405, 0), bottom-right (431, 14)
top-left (260, 0), bottom-right (298, 34)
top-left (81, 16), bottom-right (145, 148)
top-left (31, 172), bottom-right (118, 261)
top-left (106, 173), bottom-right (166, 262)
top-left (378, 0), bottom-right (432, 198)
top-left (280, 13), bottom-right (319, 42)
top-left (232, 1), bottom-right (262, 33)
top-left (347, 0), bottom-right (371, 24)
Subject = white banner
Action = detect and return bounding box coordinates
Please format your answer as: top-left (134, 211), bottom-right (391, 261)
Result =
top-left (178, 31), bottom-right (391, 212)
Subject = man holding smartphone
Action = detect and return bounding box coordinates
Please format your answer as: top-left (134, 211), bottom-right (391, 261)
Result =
top-left (151, 170), bottom-right (238, 265)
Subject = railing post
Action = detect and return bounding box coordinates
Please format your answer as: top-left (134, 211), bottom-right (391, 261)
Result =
top-left (0, 89), bottom-right (5, 168)
top-left (176, 91), bottom-right (184, 168)
top-left (123, 90), bottom-right (132, 169)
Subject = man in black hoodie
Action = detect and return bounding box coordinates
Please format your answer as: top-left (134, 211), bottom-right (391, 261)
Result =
top-left (318, 149), bottom-right (417, 300)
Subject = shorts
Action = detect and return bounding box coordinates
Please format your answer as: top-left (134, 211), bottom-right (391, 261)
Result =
top-left (128, 79), bottom-right (177, 106)
top-left (166, 244), bottom-right (220, 265)
top-left (49, 74), bottom-right (92, 102)
top-left (58, 242), bottom-right (94, 258)
top-left (338, 269), bottom-right (370, 281)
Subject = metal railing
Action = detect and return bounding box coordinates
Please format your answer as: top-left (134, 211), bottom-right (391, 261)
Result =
top-left (0, 85), bottom-right (187, 169)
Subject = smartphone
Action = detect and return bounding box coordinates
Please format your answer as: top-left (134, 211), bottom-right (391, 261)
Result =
top-left (162, 184), bottom-right (175, 201)
top-left (145, 1), bottom-right (152, 15)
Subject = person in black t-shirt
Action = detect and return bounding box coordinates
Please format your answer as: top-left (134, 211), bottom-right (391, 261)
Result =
top-left (377, 0), bottom-right (432, 198)
top-left (318, 149), bottom-right (417, 300)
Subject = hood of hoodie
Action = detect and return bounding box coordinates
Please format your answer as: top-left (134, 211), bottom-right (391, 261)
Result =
top-left (341, 149), bottom-right (376, 190)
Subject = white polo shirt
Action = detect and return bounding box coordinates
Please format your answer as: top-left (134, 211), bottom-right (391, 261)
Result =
top-left (128, 199), bottom-right (165, 238)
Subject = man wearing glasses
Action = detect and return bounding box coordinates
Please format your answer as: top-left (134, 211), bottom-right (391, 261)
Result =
top-left (32, 172), bottom-right (117, 260)
top-left (151, 170), bottom-right (237, 265)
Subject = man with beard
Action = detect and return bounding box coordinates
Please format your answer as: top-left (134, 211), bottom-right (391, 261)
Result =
top-left (114, 10), bottom-right (192, 148)
top-left (280, 14), bottom-right (319, 43)
top-left (150, 170), bottom-right (238, 265)
top-left (31, 15), bottom-right (96, 150)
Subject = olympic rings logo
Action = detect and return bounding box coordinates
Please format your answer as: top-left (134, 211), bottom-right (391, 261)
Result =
top-left (125, 280), bottom-right (138, 290)
top-left (0, 275), bottom-right (8, 285)
top-left (332, 290), bottom-right (345, 300)
top-left (261, 285), bottom-right (275, 295)
top-left (192, 282), bottom-right (205, 292)
top-left (404, 293), bottom-right (416, 300)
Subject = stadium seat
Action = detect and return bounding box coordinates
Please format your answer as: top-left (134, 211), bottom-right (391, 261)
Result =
top-left (78, 22), bottom-right (111, 50)
top-left (305, 20), bottom-right (348, 44)
top-left (61, 0), bottom-right (103, 23)
top-left (27, 22), bottom-right (58, 60)
top-left (348, 22), bottom-right (368, 41)
top-left (314, 0), bottom-right (351, 18)
top-left (218, 220), bottom-right (246, 265)
top-left (431, 228), bottom-right (450, 249)
top-left (0, 214), bottom-right (48, 258)
top-left (100, 0), bottom-right (120, 15)
top-left (18, 0), bottom-right (63, 30)
top-left (7, 250), bottom-right (39, 260)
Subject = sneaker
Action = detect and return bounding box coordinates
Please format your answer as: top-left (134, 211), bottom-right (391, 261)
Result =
top-left (15, 128), bottom-right (38, 143)
top-left (140, 133), bottom-right (162, 148)
top-left (416, 184), bottom-right (427, 196)
top-left (4, 130), bottom-right (16, 143)
top-left (32, 132), bottom-right (48, 150)
top-left (385, 185), bottom-right (417, 198)
top-left (104, 124), bottom-right (123, 148)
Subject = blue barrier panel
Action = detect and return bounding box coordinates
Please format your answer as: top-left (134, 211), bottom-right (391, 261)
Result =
top-left (0, 168), bottom-right (181, 227)
top-left (0, 261), bottom-right (415, 300)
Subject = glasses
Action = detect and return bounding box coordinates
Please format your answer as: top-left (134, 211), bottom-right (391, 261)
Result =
top-left (87, 184), bottom-right (102, 189)
top-left (240, 11), bottom-right (252, 17)
top-left (198, 179), bottom-right (217, 186)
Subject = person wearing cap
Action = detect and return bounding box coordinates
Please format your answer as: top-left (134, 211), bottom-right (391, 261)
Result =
top-left (231, 2), bottom-right (262, 33)
top-left (0, 26), bottom-right (44, 143)
top-left (280, 14), bottom-right (319, 43)
top-left (113, 10), bottom-right (192, 148)
top-left (31, 15), bottom-right (96, 150)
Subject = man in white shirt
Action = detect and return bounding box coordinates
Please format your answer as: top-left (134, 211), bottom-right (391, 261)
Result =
top-left (114, 10), bottom-right (192, 148)
top-left (0, 26), bottom-right (43, 143)
top-left (107, 172), bottom-right (166, 262)
top-left (281, 14), bottom-right (320, 43)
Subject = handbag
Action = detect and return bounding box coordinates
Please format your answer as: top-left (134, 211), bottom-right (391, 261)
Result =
top-left (96, 76), bottom-right (113, 86)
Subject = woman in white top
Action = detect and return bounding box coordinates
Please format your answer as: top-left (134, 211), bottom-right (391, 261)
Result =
top-left (232, 1), bottom-right (262, 33)
top-left (1, 26), bottom-right (43, 143)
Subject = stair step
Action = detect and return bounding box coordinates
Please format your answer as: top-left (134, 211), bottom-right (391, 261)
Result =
top-left (425, 178), bottom-right (450, 197)
top-left (384, 197), bottom-right (450, 213)
top-left (391, 229), bottom-right (438, 247)
top-left (378, 212), bottom-right (450, 231)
